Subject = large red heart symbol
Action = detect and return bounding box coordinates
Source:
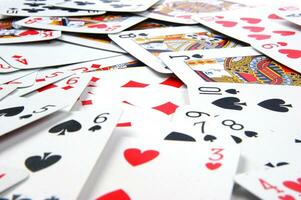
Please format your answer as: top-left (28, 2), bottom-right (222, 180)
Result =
top-left (279, 49), bottom-right (301, 59)
top-left (248, 34), bottom-right (271, 40)
top-left (268, 14), bottom-right (283, 20)
top-left (215, 20), bottom-right (237, 27)
top-left (240, 17), bottom-right (261, 24)
top-left (242, 26), bottom-right (264, 32)
top-left (18, 30), bottom-right (39, 36)
top-left (278, 194), bottom-right (295, 200)
top-left (96, 189), bottom-right (130, 200)
top-left (283, 177), bottom-right (301, 193)
top-left (273, 30), bottom-right (295, 36)
top-left (124, 148), bottom-right (159, 166)
top-left (205, 162), bottom-right (222, 170)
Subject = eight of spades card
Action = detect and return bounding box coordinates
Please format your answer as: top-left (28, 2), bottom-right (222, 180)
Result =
top-left (0, 109), bottom-right (121, 199)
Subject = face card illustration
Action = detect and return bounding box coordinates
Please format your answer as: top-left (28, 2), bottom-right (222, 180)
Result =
top-left (0, 40), bottom-right (120, 69)
top-left (79, 137), bottom-right (240, 200)
top-left (139, 0), bottom-right (248, 24)
top-left (109, 26), bottom-right (241, 73)
top-left (0, 109), bottom-right (121, 199)
top-left (159, 47), bottom-right (301, 86)
top-left (0, 167), bottom-right (29, 193)
top-left (16, 14), bottom-right (146, 34)
top-left (0, 0), bottom-right (105, 17)
top-left (49, 0), bottom-right (160, 12)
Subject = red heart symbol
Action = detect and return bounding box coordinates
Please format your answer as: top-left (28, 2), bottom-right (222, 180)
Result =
top-left (273, 30), bottom-right (295, 36)
top-left (0, 173), bottom-right (5, 179)
top-left (18, 30), bottom-right (39, 36)
top-left (215, 20), bottom-right (237, 27)
top-left (96, 189), bottom-right (130, 200)
top-left (248, 34), bottom-right (271, 40)
top-left (278, 194), bottom-right (295, 200)
top-left (279, 49), bottom-right (301, 59)
top-left (206, 162), bottom-right (222, 170)
top-left (242, 26), bottom-right (264, 32)
top-left (277, 42), bottom-right (287, 46)
top-left (240, 17), bottom-right (261, 24)
top-left (87, 24), bottom-right (107, 29)
top-left (268, 14), bottom-right (283, 20)
top-left (124, 148), bottom-right (159, 166)
top-left (283, 178), bottom-right (301, 193)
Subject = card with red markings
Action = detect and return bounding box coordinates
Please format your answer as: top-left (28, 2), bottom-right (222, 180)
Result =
top-left (0, 167), bottom-right (29, 193)
top-left (80, 137), bottom-right (240, 200)
top-left (236, 165), bottom-right (301, 200)
top-left (193, 7), bottom-right (301, 73)
top-left (0, 58), bottom-right (19, 74)
top-left (275, 5), bottom-right (301, 27)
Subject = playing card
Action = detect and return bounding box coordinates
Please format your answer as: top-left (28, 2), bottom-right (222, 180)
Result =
top-left (0, 58), bottom-right (19, 74)
top-left (275, 5), bottom-right (301, 26)
top-left (138, 0), bottom-right (248, 24)
top-left (130, 18), bottom-right (180, 30)
top-left (0, 0), bottom-right (105, 17)
top-left (0, 70), bottom-right (37, 85)
top-left (0, 84), bottom-right (17, 101)
top-left (79, 137), bottom-right (240, 200)
top-left (16, 14), bottom-right (146, 34)
top-left (0, 167), bottom-right (29, 193)
top-left (0, 108), bottom-right (121, 199)
top-left (59, 33), bottom-right (125, 53)
top-left (49, 0), bottom-right (160, 12)
top-left (0, 40), bottom-right (120, 69)
top-left (193, 7), bottom-right (301, 73)
top-left (159, 47), bottom-right (301, 86)
top-left (235, 164), bottom-right (301, 200)
top-left (5, 71), bottom-right (38, 89)
top-left (109, 26), bottom-right (241, 73)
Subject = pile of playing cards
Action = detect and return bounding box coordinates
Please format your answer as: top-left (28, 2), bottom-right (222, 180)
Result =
top-left (0, 0), bottom-right (301, 199)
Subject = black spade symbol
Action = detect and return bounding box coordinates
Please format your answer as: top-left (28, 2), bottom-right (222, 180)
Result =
top-left (212, 97), bottom-right (247, 111)
top-left (244, 131), bottom-right (258, 137)
top-left (295, 139), bottom-right (301, 143)
top-left (203, 135), bottom-right (217, 142)
top-left (164, 131), bottom-right (196, 142)
top-left (25, 152), bottom-right (61, 172)
top-left (49, 119), bottom-right (82, 136)
top-left (192, 54), bottom-right (203, 59)
top-left (0, 106), bottom-right (24, 117)
top-left (19, 114), bottom-right (32, 119)
top-left (225, 89), bottom-right (239, 95)
top-left (265, 162), bottom-right (289, 168)
top-left (138, 33), bottom-right (148, 37)
top-left (258, 99), bottom-right (292, 113)
top-left (88, 125), bottom-right (101, 132)
top-left (231, 135), bottom-right (242, 144)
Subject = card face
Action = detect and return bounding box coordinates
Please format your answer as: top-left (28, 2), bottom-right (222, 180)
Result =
top-left (49, 0), bottom-right (160, 12)
top-left (0, 40), bottom-right (120, 69)
top-left (159, 47), bottom-right (301, 86)
top-left (193, 7), bottom-right (301, 73)
top-left (139, 0), bottom-right (248, 24)
top-left (0, 109), bottom-right (121, 199)
top-left (0, 84), bottom-right (17, 101)
top-left (59, 33), bottom-right (125, 53)
top-left (235, 165), bottom-right (301, 200)
top-left (0, 0), bottom-right (105, 17)
top-left (0, 58), bottom-right (19, 74)
top-left (275, 5), bottom-right (301, 26)
top-left (16, 14), bottom-right (146, 34)
top-left (80, 137), bottom-right (240, 200)
top-left (0, 70), bottom-right (37, 85)
top-left (109, 26), bottom-right (241, 73)
top-left (0, 167), bottom-right (29, 193)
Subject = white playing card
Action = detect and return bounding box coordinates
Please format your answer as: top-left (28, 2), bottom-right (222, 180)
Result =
top-left (49, 0), bottom-right (160, 12)
top-left (0, 70), bottom-right (37, 85)
top-left (0, 108), bottom-right (121, 199)
top-left (0, 167), bottom-right (29, 194)
top-left (0, 58), bottom-right (19, 74)
top-left (79, 137), bottom-right (240, 200)
top-left (109, 26), bottom-right (239, 73)
top-left (0, 84), bottom-right (17, 101)
top-left (0, 40), bottom-right (120, 69)
top-left (138, 0), bottom-right (249, 24)
top-left (235, 164), bottom-right (301, 200)
top-left (275, 5), bottom-right (301, 26)
top-left (59, 33), bottom-right (125, 53)
top-left (16, 14), bottom-right (146, 34)
top-left (6, 71), bottom-right (38, 89)
top-left (0, 0), bottom-right (105, 17)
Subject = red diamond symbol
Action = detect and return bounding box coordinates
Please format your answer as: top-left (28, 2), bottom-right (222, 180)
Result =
top-left (116, 122), bottom-right (132, 127)
top-left (37, 84), bottom-right (57, 92)
top-left (91, 77), bottom-right (100, 83)
top-left (62, 85), bottom-right (73, 90)
top-left (36, 78), bottom-right (46, 82)
top-left (121, 80), bottom-right (149, 88)
top-left (160, 76), bottom-right (184, 88)
top-left (81, 100), bottom-right (93, 106)
top-left (152, 101), bottom-right (178, 115)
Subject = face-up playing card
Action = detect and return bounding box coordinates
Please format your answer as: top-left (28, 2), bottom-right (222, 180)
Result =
top-left (0, 58), bottom-right (19, 74)
top-left (0, 0), bottom-right (105, 17)
top-left (109, 26), bottom-right (241, 73)
top-left (0, 96), bottom-right (67, 137)
top-left (16, 14), bottom-right (146, 34)
top-left (235, 165), bottom-right (301, 200)
top-left (0, 69), bottom-right (37, 85)
top-left (49, 0), bottom-right (160, 12)
top-left (138, 0), bottom-right (248, 24)
top-left (0, 84), bottom-right (18, 101)
top-left (0, 167), bottom-right (29, 193)
top-left (59, 32), bottom-right (125, 53)
top-left (0, 18), bottom-right (61, 44)
top-left (5, 71), bottom-right (38, 89)
top-left (0, 108), bottom-right (121, 199)
top-left (193, 7), bottom-right (301, 73)
top-left (79, 137), bottom-right (240, 200)
top-left (0, 40), bottom-right (120, 69)
top-left (275, 5), bottom-right (301, 26)
top-left (159, 47), bottom-right (301, 86)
